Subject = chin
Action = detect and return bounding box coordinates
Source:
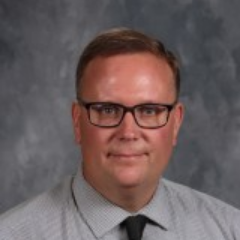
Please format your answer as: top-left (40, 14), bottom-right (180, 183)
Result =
top-left (114, 171), bottom-right (146, 188)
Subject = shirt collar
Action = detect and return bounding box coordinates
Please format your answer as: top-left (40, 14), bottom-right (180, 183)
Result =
top-left (72, 168), bottom-right (174, 238)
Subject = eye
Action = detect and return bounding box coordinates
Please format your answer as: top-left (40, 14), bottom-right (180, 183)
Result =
top-left (91, 104), bottom-right (120, 115)
top-left (137, 105), bottom-right (166, 116)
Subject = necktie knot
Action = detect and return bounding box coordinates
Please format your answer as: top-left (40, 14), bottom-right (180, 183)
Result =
top-left (124, 215), bottom-right (148, 240)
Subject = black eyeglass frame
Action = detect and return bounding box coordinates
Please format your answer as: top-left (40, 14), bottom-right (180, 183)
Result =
top-left (77, 98), bottom-right (178, 129)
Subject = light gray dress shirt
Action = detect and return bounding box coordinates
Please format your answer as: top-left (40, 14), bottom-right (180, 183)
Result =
top-left (1, 169), bottom-right (240, 240)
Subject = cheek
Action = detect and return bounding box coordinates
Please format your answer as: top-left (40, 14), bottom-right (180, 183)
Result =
top-left (149, 126), bottom-right (176, 160)
top-left (80, 124), bottom-right (98, 150)
top-left (155, 125), bottom-right (175, 145)
top-left (79, 121), bottom-right (113, 157)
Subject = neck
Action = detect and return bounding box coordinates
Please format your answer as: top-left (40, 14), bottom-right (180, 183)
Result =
top-left (110, 185), bottom-right (157, 212)
top-left (84, 173), bottom-right (159, 212)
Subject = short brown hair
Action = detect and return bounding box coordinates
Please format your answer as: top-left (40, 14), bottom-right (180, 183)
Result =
top-left (76, 28), bottom-right (180, 99)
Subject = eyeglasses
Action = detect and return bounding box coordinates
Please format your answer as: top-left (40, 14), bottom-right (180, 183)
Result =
top-left (78, 98), bottom-right (177, 129)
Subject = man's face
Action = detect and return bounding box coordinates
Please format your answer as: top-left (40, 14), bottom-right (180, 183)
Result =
top-left (72, 53), bottom-right (183, 193)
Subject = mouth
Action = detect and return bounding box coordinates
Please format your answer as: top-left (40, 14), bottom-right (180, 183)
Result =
top-left (108, 152), bottom-right (148, 161)
top-left (110, 153), bottom-right (143, 157)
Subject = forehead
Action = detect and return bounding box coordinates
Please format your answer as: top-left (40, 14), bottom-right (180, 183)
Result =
top-left (80, 53), bottom-right (176, 103)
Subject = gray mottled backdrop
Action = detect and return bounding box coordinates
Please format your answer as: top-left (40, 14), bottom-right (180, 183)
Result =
top-left (1, 0), bottom-right (240, 214)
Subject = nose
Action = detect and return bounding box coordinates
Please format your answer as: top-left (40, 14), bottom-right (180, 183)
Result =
top-left (117, 111), bottom-right (140, 140)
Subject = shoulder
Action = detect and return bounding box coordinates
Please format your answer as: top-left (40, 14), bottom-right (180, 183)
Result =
top-left (0, 176), bottom-right (73, 240)
top-left (162, 178), bottom-right (239, 211)
top-left (161, 178), bottom-right (240, 238)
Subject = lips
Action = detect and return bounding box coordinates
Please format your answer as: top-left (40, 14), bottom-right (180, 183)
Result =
top-left (108, 145), bottom-right (148, 159)
top-left (108, 151), bottom-right (148, 160)
top-left (110, 153), bottom-right (144, 157)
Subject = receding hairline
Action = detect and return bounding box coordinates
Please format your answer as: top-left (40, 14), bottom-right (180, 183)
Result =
top-left (75, 28), bottom-right (180, 99)
top-left (78, 51), bottom-right (177, 98)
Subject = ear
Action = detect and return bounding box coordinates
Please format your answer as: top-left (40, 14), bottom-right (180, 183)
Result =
top-left (72, 102), bottom-right (82, 144)
top-left (172, 102), bottom-right (184, 146)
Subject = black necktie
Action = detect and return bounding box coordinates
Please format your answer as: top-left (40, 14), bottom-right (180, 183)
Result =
top-left (124, 215), bottom-right (148, 240)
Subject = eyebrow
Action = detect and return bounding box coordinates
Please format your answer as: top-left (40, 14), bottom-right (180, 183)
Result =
top-left (78, 98), bottom-right (177, 106)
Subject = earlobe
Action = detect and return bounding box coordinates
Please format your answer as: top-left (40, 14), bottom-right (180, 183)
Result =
top-left (173, 102), bottom-right (184, 146)
top-left (72, 102), bottom-right (82, 144)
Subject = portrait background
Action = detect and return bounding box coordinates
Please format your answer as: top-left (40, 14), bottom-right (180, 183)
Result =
top-left (1, 0), bottom-right (240, 213)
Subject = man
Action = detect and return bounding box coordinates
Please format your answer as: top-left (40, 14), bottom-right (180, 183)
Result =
top-left (1, 28), bottom-right (240, 240)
